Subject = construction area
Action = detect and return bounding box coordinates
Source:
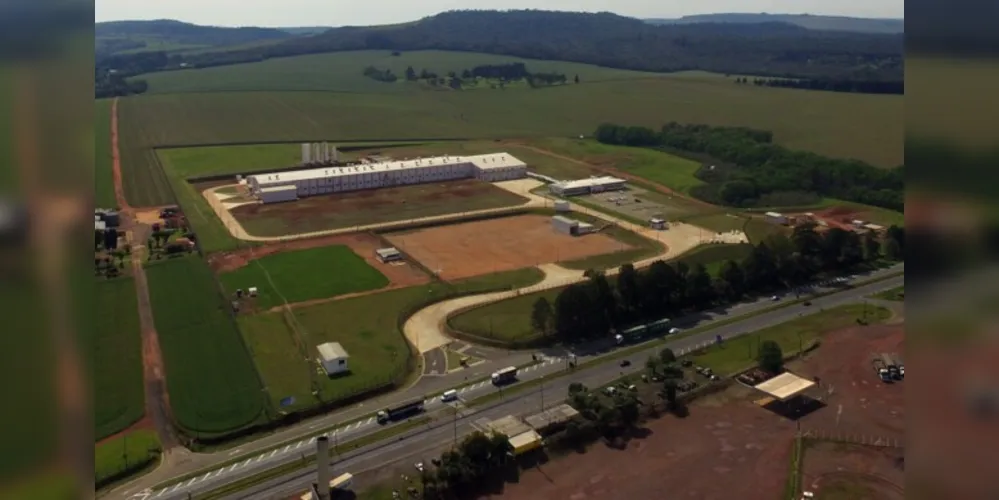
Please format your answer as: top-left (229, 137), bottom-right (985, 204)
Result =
top-left (225, 178), bottom-right (530, 238)
top-left (484, 322), bottom-right (905, 500)
top-left (765, 207), bottom-right (890, 234)
top-left (384, 214), bottom-right (631, 281)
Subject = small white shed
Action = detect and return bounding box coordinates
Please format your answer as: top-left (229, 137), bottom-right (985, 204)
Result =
top-left (318, 342), bottom-right (350, 376)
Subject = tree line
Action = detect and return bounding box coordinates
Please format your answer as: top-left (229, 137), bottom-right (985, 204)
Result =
top-left (734, 77), bottom-right (903, 95)
top-left (361, 65), bottom-right (399, 82)
top-left (593, 122), bottom-right (904, 212)
top-left (530, 222), bottom-right (904, 343)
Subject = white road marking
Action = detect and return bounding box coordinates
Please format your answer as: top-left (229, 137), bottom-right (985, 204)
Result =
top-left (296, 441), bottom-right (304, 449)
top-left (283, 445), bottom-right (291, 453)
top-left (270, 449), bottom-right (279, 458)
top-left (228, 463), bottom-right (240, 472)
top-left (169, 484), bottom-right (183, 493)
top-left (201, 472), bottom-right (211, 481)
top-left (228, 448), bottom-right (243, 456)
top-left (153, 489), bottom-right (165, 498)
top-left (256, 455), bottom-right (266, 463)
top-left (242, 458), bottom-right (252, 467)
top-left (308, 436), bottom-right (317, 444)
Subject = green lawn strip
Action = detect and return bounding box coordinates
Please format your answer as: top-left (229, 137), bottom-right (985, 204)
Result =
top-left (145, 257), bottom-right (268, 436)
top-left (871, 286), bottom-right (904, 301)
top-left (692, 304), bottom-right (891, 376)
top-left (95, 99), bottom-right (116, 208)
top-left (782, 435), bottom-right (806, 500)
top-left (157, 150), bottom-right (248, 254)
top-left (94, 278), bottom-right (145, 441)
top-left (191, 417), bottom-right (432, 500)
top-left (95, 430), bottom-right (162, 488)
top-left (219, 245), bottom-right (390, 310)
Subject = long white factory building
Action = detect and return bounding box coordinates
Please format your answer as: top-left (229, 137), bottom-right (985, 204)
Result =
top-left (247, 153), bottom-right (528, 203)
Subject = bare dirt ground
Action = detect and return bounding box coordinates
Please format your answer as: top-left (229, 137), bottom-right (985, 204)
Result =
top-left (386, 214), bottom-right (630, 281)
top-left (228, 178), bottom-right (528, 237)
top-left (800, 442), bottom-right (904, 500)
top-left (787, 206), bottom-right (870, 232)
top-left (788, 324), bottom-right (905, 440)
top-left (486, 403), bottom-right (796, 500)
top-left (205, 232), bottom-right (430, 288)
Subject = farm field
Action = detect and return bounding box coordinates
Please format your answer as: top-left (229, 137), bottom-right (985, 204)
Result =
top-left (95, 430), bottom-right (161, 488)
top-left (94, 278), bottom-right (144, 441)
top-left (137, 50), bottom-right (666, 95)
top-left (218, 245), bottom-right (389, 311)
top-left (156, 141), bottom-right (425, 179)
top-left (385, 214), bottom-right (628, 281)
top-left (692, 304), bottom-right (892, 376)
top-left (116, 68), bottom-right (902, 207)
top-left (529, 137), bottom-right (707, 194)
top-left (95, 99), bottom-right (116, 208)
top-left (229, 178), bottom-right (529, 237)
top-left (239, 268), bottom-right (545, 414)
top-left (145, 257), bottom-right (267, 436)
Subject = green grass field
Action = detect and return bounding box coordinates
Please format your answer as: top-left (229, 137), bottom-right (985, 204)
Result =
top-left (531, 138), bottom-right (707, 193)
top-left (872, 286), bottom-right (904, 301)
top-left (156, 152), bottom-right (246, 254)
top-left (117, 53), bottom-right (901, 208)
top-left (239, 268), bottom-right (545, 414)
top-left (219, 245), bottom-right (389, 310)
top-left (94, 278), bottom-right (145, 441)
top-left (95, 99), bottom-right (116, 208)
top-left (95, 430), bottom-right (161, 487)
top-left (691, 304), bottom-right (891, 375)
top-left (138, 50), bottom-right (663, 94)
top-left (676, 243), bottom-right (755, 276)
top-left (145, 257), bottom-right (267, 435)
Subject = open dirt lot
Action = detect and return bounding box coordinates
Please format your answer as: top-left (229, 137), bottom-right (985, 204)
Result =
top-left (801, 441), bottom-right (904, 500)
top-left (205, 232), bottom-right (429, 289)
top-left (788, 324), bottom-right (905, 440)
top-left (486, 403), bottom-right (796, 500)
top-left (228, 178), bottom-right (528, 237)
top-left (385, 214), bottom-right (631, 281)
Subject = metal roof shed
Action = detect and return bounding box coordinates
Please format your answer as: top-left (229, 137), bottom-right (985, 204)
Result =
top-left (753, 372), bottom-right (816, 402)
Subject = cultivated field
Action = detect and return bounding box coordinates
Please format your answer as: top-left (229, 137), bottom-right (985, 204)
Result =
top-left (145, 257), bottom-right (267, 436)
top-left (217, 245), bottom-right (390, 311)
top-left (138, 50), bottom-right (667, 95)
top-left (116, 64), bottom-right (902, 207)
top-left (228, 179), bottom-right (529, 237)
top-left (207, 232), bottom-right (430, 289)
top-left (385, 214), bottom-right (629, 281)
top-left (95, 99), bottom-right (116, 208)
top-left (94, 278), bottom-right (144, 441)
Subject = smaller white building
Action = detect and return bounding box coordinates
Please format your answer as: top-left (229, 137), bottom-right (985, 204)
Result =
top-left (375, 247), bottom-right (402, 263)
top-left (317, 342), bottom-right (350, 376)
top-left (258, 185), bottom-right (299, 204)
top-left (764, 212), bottom-right (787, 225)
top-left (549, 176), bottom-right (627, 197)
top-left (552, 215), bottom-right (579, 235)
top-left (851, 219), bottom-right (866, 228)
top-left (576, 222), bottom-right (595, 234)
top-left (649, 218), bottom-right (667, 230)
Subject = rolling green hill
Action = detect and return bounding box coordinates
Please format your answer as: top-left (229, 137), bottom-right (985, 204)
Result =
top-left (96, 20), bottom-right (293, 57)
top-left (646, 13), bottom-right (904, 34)
top-left (138, 50), bottom-right (665, 94)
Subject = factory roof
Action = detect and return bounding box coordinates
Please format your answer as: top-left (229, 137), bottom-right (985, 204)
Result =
top-left (260, 185), bottom-right (298, 193)
top-left (753, 372), bottom-right (816, 402)
top-left (248, 153), bottom-right (526, 186)
top-left (524, 404), bottom-right (580, 431)
top-left (486, 415), bottom-right (532, 438)
top-left (552, 176), bottom-right (627, 190)
top-left (508, 430), bottom-right (543, 454)
top-left (317, 342), bottom-right (349, 361)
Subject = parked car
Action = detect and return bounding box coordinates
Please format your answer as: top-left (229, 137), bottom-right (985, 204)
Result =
top-left (804, 301), bottom-right (812, 306)
top-left (771, 295), bottom-right (780, 301)
top-left (620, 359), bottom-right (631, 367)
top-left (414, 462), bottom-right (424, 473)
top-left (668, 327), bottom-right (682, 335)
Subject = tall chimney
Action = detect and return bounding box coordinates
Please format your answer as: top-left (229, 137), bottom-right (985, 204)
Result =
top-left (316, 436), bottom-right (331, 500)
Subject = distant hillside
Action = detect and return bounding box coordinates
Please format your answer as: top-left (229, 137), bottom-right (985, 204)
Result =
top-left (646, 13), bottom-right (904, 34)
top-left (96, 20), bottom-right (293, 57)
top-left (179, 10), bottom-right (902, 81)
top-left (278, 27), bottom-right (332, 35)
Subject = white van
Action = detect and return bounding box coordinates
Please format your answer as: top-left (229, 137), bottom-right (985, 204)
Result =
top-left (441, 389), bottom-right (458, 403)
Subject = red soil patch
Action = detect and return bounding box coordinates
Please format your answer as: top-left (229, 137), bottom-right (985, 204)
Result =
top-left (788, 324), bottom-right (905, 440)
top-left (385, 214), bottom-right (629, 281)
top-left (801, 442), bottom-right (904, 500)
top-left (205, 232), bottom-right (430, 288)
top-left (96, 416), bottom-right (156, 446)
top-left (807, 206), bottom-right (869, 231)
top-left (485, 404), bottom-right (795, 500)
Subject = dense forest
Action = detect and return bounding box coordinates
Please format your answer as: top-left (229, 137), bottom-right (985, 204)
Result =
top-left (95, 20), bottom-right (293, 57)
top-left (645, 13), bottom-right (904, 34)
top-left (532, 223), bottom-right (904, 344)
top-left (97, 10), bottom-right (904, 96)
top-left (366, 62), bottom-right (571, 88)
top-left (734, 76), bottom-right (903, 95)
top-left (594, 122), bottom-right (904, 212)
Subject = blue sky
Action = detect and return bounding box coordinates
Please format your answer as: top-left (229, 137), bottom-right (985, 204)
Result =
top-left (95, 0), bottom-right (904, 27)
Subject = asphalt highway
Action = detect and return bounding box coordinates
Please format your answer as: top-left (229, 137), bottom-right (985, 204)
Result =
top-left (127, 271), bottom-right (902, 500)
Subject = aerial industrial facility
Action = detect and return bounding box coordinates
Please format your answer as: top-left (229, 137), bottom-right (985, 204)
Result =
top-left (548, 176), bottom-right (627, 197)
top-left (247, 152), bottom-right (528, 203)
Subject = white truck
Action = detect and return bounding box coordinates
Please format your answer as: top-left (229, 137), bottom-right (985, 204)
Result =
top-left (299, 472), bottom-right (353, 499)
top-left (872, 358), bottom-right (892, 383)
